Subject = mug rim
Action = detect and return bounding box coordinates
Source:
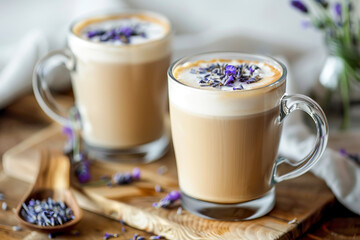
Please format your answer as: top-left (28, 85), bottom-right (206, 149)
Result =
top-left (68, 9), bottom-right (173, 50)
top-left (167, 51), bottom-right (287, 94)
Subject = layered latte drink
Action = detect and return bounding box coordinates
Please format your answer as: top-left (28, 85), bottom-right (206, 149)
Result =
top-left (70, 12), bottom-right (171, 149)
top-left (33, 11), bottom-right (171, 163)
top-left (168, 52), bottom-right (328, 220)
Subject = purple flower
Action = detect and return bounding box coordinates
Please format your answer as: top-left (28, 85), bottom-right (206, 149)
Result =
top-left (150, 236), bottom-right (162, 240)
top-left (291, 0), bottom-right (308, 13)
top-left (132, 167), bottom-right (141, 180)
top-left (165, 191), bottom-right (181, 201)
top-left (339, 148), bottom-right (347, 157)
top-left (113, 172), bottom-right (132, 185)
top-left (225, 75), bottom-right (234, 85)
top-left (62, 126), bottom-right (74, 140)
top-left (87, 30), bottom-right (106, 38)
top-left (104, 233), bottom-right (119, 240)
top-left (153, 191), bottom-right (181, 209)
top-left (225, 65), bottom-right (237, 75)
top-left (334, 3), bottom-right (341, 17)
top-left (301, 20), bottom-right (312, 28)
top-left (119, 27), bottom-right (132, 37)
top-left (75, 158), bottom-right (91, 184)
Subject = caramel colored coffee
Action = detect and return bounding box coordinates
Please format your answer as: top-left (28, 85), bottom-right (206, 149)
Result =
top-left (68, 12), bottom-right (171, 148)
top-left (169, 58), bottom-right (285, 203)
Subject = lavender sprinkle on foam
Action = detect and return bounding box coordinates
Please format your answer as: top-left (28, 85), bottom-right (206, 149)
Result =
top-left (189, 62), bottom-right (263, 90)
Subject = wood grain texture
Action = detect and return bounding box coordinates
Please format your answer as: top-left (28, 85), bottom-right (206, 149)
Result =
top-left (2, 124), bottom-right (335, 240)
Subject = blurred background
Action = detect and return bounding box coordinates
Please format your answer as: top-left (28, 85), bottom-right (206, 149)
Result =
top-left (0, 0), bottom-right (327, 109)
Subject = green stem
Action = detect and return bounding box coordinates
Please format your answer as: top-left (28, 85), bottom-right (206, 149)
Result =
top-left (342, 1), bottom-right (352, 46)
top-left (340, 61), bottom-right (350, 130)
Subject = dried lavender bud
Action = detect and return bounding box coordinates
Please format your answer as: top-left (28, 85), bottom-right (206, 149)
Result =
top-left (165, 191), bottom-right (181, 201)
top-left (133, 234), bottom-right (138, 240)
top-left (150, 236), bottom-right (163, 240)
top-left (153, 191), bottom-right (181, 209)
top-left (86, 25), bottom-right (146, 44)
top-left (177, 207), bottom-right (182, 215)
top-left (12, 225), bottom-right (22, 231)
top-left (2, 202), bottom-right (7, 211)
top-left (339, 148), bottom-right (360, 165)
top-left (288, 218), bottom-right (297, 224)
top-left (112, 168), bottom-right (141, 185)
top-left (20, 198), bottom-right (74, 226)
top-left (157, 166), bottom-right (168, 175)
top-left (104, 233), bottom-right (119, 240)
top-left (132, 167), bottom-right (141, 180)
top-left (190, 63), bottom-right (263, 90)
top-left (155, 185), bottom-right (162, 193)
top-left (74, 156), bottom-right (91, 184)
top-left (0, 193), bottom-right (4, 201)
top-left (121, 226), bottom-right (126, 232)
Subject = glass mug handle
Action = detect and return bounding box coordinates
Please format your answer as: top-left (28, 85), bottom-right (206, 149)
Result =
top-left (272, 94), bottom-right (329, 184)
top-left (33, 49), bottom-right (76, 126)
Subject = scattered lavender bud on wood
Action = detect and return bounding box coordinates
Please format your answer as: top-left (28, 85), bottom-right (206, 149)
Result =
top-left (288, 218), bottom-right (297, 224)
top-left (177, 207), bottom-right (183, 215)
top-left (113, 168), bottom-right (141, 185)
top-left (132, 167), bottom-right (141, 180)
top-left (104, 233), bottom-right (119, 240)
top-left (155, 185), bottom-right (162, 193)
top-left (12, 225), bottom-right (22, 231)
top-left (157, 166), bottom-right (168, 175)
top-left (150, 236), bottom-right (163, 240)
top-left (153, 191), bottom-right (181, 209)
top-left (0, 193), bottom-right (4, 200)
top-left (2, 202), bottom-right (7, 211)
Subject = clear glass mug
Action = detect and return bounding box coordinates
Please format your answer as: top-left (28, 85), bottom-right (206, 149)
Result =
top-left (168, 52), bottom-right (328, 220)
top-left (33, 10), bottom-right (172, 163)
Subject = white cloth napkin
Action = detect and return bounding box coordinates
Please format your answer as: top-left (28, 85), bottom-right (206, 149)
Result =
top-left (279, 59), bottom-right (360, 215)
top-left (0, 30), bottom-right (48, 108)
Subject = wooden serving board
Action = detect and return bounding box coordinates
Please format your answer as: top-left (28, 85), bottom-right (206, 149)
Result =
top-left (2, 124), bottom-right (335, 240)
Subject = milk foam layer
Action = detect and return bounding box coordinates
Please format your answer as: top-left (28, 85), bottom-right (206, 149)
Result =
top-left (69, 12), bottom-right (171, 64)
top-left (169, 59), bottom-right (285, 117)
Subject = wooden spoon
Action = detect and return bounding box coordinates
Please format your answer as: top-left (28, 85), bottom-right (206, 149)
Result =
top-left (15, 149), bottom-right (82, 233)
